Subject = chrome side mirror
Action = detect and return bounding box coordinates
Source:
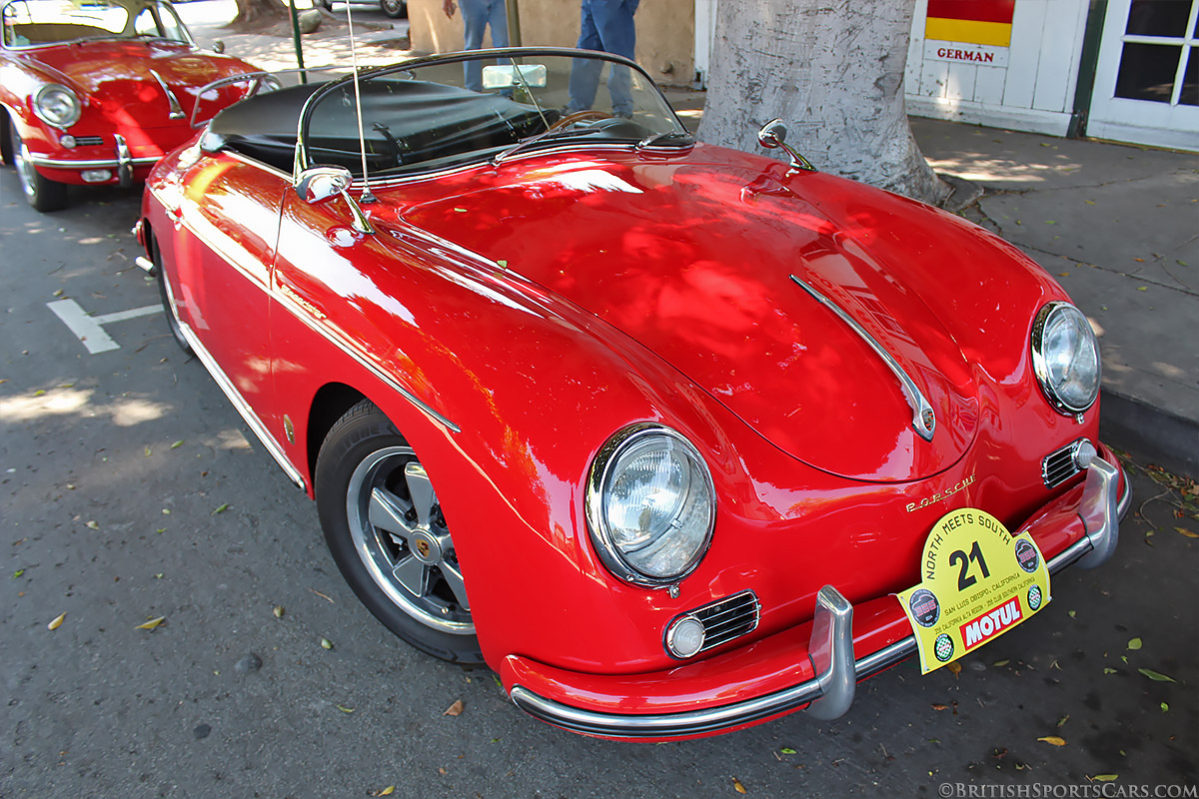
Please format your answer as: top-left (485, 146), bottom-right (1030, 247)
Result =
top-left (757, 118), bottom-right (788, 150)
top-left (212, 40), bottom-right (225, 54)
top-left (297, 166), bottom-right (352, 203)
top-left (756, 118), bottom-right (816, 172)
top-left (295, 167), bottom-right (374, 234)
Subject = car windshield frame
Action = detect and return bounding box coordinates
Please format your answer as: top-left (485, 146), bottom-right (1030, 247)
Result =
top-left (0, 0), bottom-right (192, 49)
top-left (293, 47), bottom-right (691, 181)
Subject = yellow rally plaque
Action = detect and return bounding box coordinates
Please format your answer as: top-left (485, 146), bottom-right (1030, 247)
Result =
top-left (897, 508), bottom-right (1050, 674)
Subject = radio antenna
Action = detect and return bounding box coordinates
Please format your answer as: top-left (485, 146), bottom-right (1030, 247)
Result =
top-left (345, 0), bottom-right (376, 203)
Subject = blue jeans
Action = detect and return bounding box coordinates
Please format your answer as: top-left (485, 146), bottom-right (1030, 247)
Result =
top-left (566, 0), bottom-right (639, 116)
top-left (462, 0), bottom-right (509, 92)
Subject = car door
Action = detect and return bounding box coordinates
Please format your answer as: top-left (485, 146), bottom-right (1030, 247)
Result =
top-left (170, 152), bottom-right (288, 435)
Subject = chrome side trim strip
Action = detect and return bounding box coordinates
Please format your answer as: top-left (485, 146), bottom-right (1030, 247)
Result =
top-left (271, 289), bottom-right (462, 434)
top-left (789, 274), bottom-right (936, 442)
top-left (509, 459), bottom-right (1129, 738)
top-left (179, 319), bottom-right (307, 490)
top-left (163, 274), bottom-right (306, 490)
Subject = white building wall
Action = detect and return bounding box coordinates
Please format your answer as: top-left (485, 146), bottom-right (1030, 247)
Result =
top-left (905, 0), bottom-right (1091, 136)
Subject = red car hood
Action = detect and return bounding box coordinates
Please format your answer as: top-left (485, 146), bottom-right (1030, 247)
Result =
top-left (398, 150), bottom-right (984, 482)
top-left (22, 41), bottom-right (253, 123)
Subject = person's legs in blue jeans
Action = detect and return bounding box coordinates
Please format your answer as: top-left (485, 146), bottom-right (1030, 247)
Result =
top-left (567, 0), bottom-right (638, 115)
top-left (566, 0), bottom-right (604, 111)
top-left (461, 0), bottom-right (504, 91)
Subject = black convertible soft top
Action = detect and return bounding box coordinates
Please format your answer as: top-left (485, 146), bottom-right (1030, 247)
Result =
top-left (205, 78), bottom-right (550, 175)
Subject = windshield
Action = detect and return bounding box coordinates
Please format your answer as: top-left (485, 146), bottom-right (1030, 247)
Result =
top-left (298, 50), bottom-right (689, 178)
top-left (2, 0), bottom-right (188, 48)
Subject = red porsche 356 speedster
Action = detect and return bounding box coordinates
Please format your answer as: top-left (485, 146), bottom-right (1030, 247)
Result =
top-left (0, 0), bottom-right (265, 211)
top-left (134, 48), bottom-right (1128, 740)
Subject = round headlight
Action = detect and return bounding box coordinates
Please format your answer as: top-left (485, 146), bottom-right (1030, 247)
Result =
top-left (586, 424), bottom-right (716, 586)
top-left (1031, 302), bottom-right (1100, 414)
top-left (34, 84), bottom-right (82, 129)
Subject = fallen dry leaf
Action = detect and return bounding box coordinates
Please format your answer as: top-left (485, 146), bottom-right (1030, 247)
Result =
top-left (1091, 774), bottom-right (1119, 782)
top-left (1138, 668), bottom-right (1176, 683)
top-left (1176, 527), bottom-right (1198, 539)
top-left (1037, 736), bottom-right (1067, 747)
top-left (47, 613), bottom-right (66, 631)
top-left (443, 699), bottom-right (464, 717)
top-left (931, 703), bottom-right (949, 711)
top-left (1127, 637), bottom-right (1142, 650)
top-left (947, 661), bottom-right (962, 676)
top-left (733, 777), bottom-right (748, 794)
top-left (371, 788), bottom-right (395, 797)
top-left (273, 605), bottom-right (285, 618)
top-left (136, 616), bottom-right (166, 631)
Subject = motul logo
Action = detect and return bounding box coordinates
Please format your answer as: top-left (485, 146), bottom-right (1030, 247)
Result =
top-left (960, 598), bottom-right (1022, 649)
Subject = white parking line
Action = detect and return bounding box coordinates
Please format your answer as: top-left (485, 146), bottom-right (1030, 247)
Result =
top-left (48, 299), bottom-right (161, 354)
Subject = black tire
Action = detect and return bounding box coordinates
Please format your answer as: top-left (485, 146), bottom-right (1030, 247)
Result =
top-left (150, 232), bottom-right (192, 354)
top-left (11, 120), bottom-right (67, 212)
top-left (380, 0), bottom-right (405, 18)
top-left (315, 400), bottom-right (482, 664)
top-left (0, 112), bottom-right (13, 167)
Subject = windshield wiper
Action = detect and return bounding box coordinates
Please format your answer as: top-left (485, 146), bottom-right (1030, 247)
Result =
top-left (492, 123), bottom-right (603, 166)
top-left (636, 131), bottom-right (694, 149)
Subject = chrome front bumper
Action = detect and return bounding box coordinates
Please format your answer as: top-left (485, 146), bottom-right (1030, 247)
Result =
top-left (29, 134), bottom-right (155, 186)
top-left (509, 456), bottom-right (1131, 739)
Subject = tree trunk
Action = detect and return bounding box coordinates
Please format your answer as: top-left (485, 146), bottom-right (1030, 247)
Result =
top-left (697, 0), bottom-right (949, 205)
top-left (232, 0), bottom-right (286, 26)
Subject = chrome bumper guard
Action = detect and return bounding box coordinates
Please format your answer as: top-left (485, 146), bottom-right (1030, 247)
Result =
top-left (28, 133), bottom-right (155, 182)
top-left (509, 457), bottom-right (1130, 739)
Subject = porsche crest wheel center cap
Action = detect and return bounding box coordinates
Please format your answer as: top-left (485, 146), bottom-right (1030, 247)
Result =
top-left (410, 532), bottom-right (442, 564)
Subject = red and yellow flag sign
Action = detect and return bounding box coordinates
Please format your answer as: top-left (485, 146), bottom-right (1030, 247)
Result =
top-left (925, 0), bottom-right (1015, 47)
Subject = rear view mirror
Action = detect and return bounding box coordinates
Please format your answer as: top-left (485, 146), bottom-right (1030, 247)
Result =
top-left (482, 64), bottom-right (548, 90)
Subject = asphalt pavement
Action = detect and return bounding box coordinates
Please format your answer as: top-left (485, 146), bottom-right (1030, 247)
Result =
top-left (2, 7), bottom-right (1198, 797)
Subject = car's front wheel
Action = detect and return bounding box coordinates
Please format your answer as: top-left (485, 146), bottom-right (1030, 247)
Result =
top-left (380, 0), bottom-right (405, 17)
top-left (315, 400), bottom-right (482, 663)
top-left (11, 121), bottom-right (67, 212)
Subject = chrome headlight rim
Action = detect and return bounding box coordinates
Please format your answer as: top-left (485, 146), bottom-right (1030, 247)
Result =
top-left (585, 423), bottom-right (716, 588)
top-left (33, 84), bottom-right (82, 129)
top-left (1031, 301), bottom-right (1101, 415)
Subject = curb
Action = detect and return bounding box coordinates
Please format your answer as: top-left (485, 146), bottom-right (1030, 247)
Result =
top-left (936, 172), bottom-right (983, 213)
top-left (1099, 388), bottom-right (1199, 479)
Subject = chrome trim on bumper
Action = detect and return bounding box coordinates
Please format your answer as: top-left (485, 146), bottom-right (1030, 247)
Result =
top-left (27, 155), bottom-right (158, 169)
top-left (114, 134), bottom-right (133, 187)
top-left (805, 586), bottom-right (855, 720)
top-left (509, 457), bottom-right (1129, 739)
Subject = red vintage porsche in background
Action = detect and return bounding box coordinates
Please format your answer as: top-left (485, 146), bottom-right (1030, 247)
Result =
top-left (134, 48), bottom-right (1129, 740)
top-left (0, 0), bottom-right (265, 211)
